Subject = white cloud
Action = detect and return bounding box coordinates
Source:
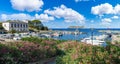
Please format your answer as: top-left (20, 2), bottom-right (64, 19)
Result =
top-left (102, 18), bottom-right (112, 23)
top-left (0, 13), bottom-right (54, 22)
top-left (10, 0), bottom-right (44, 12)
top-left (91, 3), bottom-right (120, 16)
top-left (1, 14), bottom-right (7, 20)
top-left (101, 21), bottom-right (110, 26)
top-left (101, 18), bottom-right (112, 26)
top-left (90, 20), bottom-right (94, 23)
top-left (91, 3), bottom-right (113, 16)
top-left (114, 4), bottom-right (120, 14)
top-left (1, 13), bottom-right (33, 20)
top-left (35, 14), bottom-right (54, 22)
top-left (44, 4), bottom-right (85, 23)
top-left (111, 16), bottom-right (119, 19)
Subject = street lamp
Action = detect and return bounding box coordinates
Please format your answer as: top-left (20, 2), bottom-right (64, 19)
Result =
top-left (91, 22), bottom-right (94, 45)
top-left (91, 28), bottom-right (94, 45)
top-left (91, 21), bottom-right (95, 61)
top-left (75, 26), bottom-right (79, 41)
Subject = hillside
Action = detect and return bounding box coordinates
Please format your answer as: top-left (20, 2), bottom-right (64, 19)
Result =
top-left (28, 20), bottom-right (48, 31)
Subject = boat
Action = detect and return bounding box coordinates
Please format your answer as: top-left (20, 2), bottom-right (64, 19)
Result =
top-left (94, 34), bottom-right (108, 40)
top-left (52, 32), bottom-right (63, 37)
top-left (40, 34), bottom-right (52, 38)
top-left (81, 35), bottom-right (107, 46)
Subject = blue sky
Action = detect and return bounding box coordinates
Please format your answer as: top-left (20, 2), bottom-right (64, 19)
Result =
top-left (0, 0), bottom-right (120, 28)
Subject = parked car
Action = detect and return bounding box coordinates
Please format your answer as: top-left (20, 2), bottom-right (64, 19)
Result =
top-left (13, 37), bottom-right (21, 40)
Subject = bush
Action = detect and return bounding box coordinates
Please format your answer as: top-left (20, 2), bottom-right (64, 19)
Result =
top-left (0, 44), bottom-right (18, 64)
top-left (21, 37), bottom-right (42, 44)
top-left (0, 37), bottom-right (65, 63)
top-left (56, 42), bottom-right (120, 64)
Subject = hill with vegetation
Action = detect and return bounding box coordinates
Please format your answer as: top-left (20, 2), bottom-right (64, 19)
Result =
top-left (28, 20), bottom-right (48, 31)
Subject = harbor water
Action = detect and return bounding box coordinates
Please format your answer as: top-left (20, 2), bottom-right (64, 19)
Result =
top-left (51, 28), bottom-right (120, 40)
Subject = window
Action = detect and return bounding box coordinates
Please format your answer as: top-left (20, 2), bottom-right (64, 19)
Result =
top-left (23, 24), bottom-right (25, 27)
top-left (26, 24), bottom-right (28, 27)
top-left (21, 24), bottom-right (22, 27)
top-left (14, 23), bottom-right (16, 28)
top-left (11, 24), bottom-right (13, 27)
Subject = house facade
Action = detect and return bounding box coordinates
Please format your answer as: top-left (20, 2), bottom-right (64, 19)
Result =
top-left (2, 20), bottom-right (28, 32)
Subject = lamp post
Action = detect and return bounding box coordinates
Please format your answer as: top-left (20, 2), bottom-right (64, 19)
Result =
top-left (91, 21), bottom-right (94, 61)
top-left (91, 28), bottom-right (94, 45)
top-left (75, 26), bottom-right (78, 41)
top-left (91, 22), bottom-right (94, 45)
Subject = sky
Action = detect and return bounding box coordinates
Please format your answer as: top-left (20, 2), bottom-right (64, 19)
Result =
top-left (0, 0), bottom-right (120, 28)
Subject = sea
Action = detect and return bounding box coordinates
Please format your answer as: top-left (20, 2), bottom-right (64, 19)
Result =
top-left (51, 28), bottom-right (120, 40)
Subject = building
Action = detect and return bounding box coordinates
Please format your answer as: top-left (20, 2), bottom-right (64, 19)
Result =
top-left (2, 20), bottom-right (28, 32)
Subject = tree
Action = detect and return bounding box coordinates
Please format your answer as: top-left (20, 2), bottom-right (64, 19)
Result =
top-left (32, 20), bottom-right (41, 23)
top-left (28, 20), bottom-right (48, 31)
top-left (9, 29), bottom-right (16, 34)
top-left (41, 26), bottom-right (48, 30)
top-left (6, 20), bottom-right (12, 22)
top-left (0, 22), bottom-right (4, 29)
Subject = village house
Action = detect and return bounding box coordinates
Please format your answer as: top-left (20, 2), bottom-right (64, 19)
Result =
top-left (2, 20), bottom-right (28, 32)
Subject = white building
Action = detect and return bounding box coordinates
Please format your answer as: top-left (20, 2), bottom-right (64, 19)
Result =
top-left (2, 20), bottom-right (28, 32)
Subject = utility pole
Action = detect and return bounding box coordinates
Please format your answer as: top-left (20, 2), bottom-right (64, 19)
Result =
top-left (91, 21), bottom-right (94, 61)
top-left (91, 22), bottom-right (94, 45)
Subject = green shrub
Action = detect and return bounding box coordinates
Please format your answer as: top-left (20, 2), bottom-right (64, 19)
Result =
top-left (56, 42), bottom-right (120, 64)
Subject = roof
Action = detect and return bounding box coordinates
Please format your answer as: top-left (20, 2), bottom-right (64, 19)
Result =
top-left (2, 20), bottom-right (28, 24)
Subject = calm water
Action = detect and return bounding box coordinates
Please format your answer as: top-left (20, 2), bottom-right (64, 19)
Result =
top-left (51, 28), bottom-right (120, 40)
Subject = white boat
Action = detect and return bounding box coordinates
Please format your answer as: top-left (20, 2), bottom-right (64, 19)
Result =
top-left (81, 36), bottom-right (107, 46)
top-left (92, 35), bottom-right (108, 40)
top-left (52, 33), bottom-right (63, 37)
top-left (41, 34), bottom-right (52, 38)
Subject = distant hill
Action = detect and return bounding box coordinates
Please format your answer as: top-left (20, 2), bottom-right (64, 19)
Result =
top-left (68, 26), bottom-right (84, 29)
